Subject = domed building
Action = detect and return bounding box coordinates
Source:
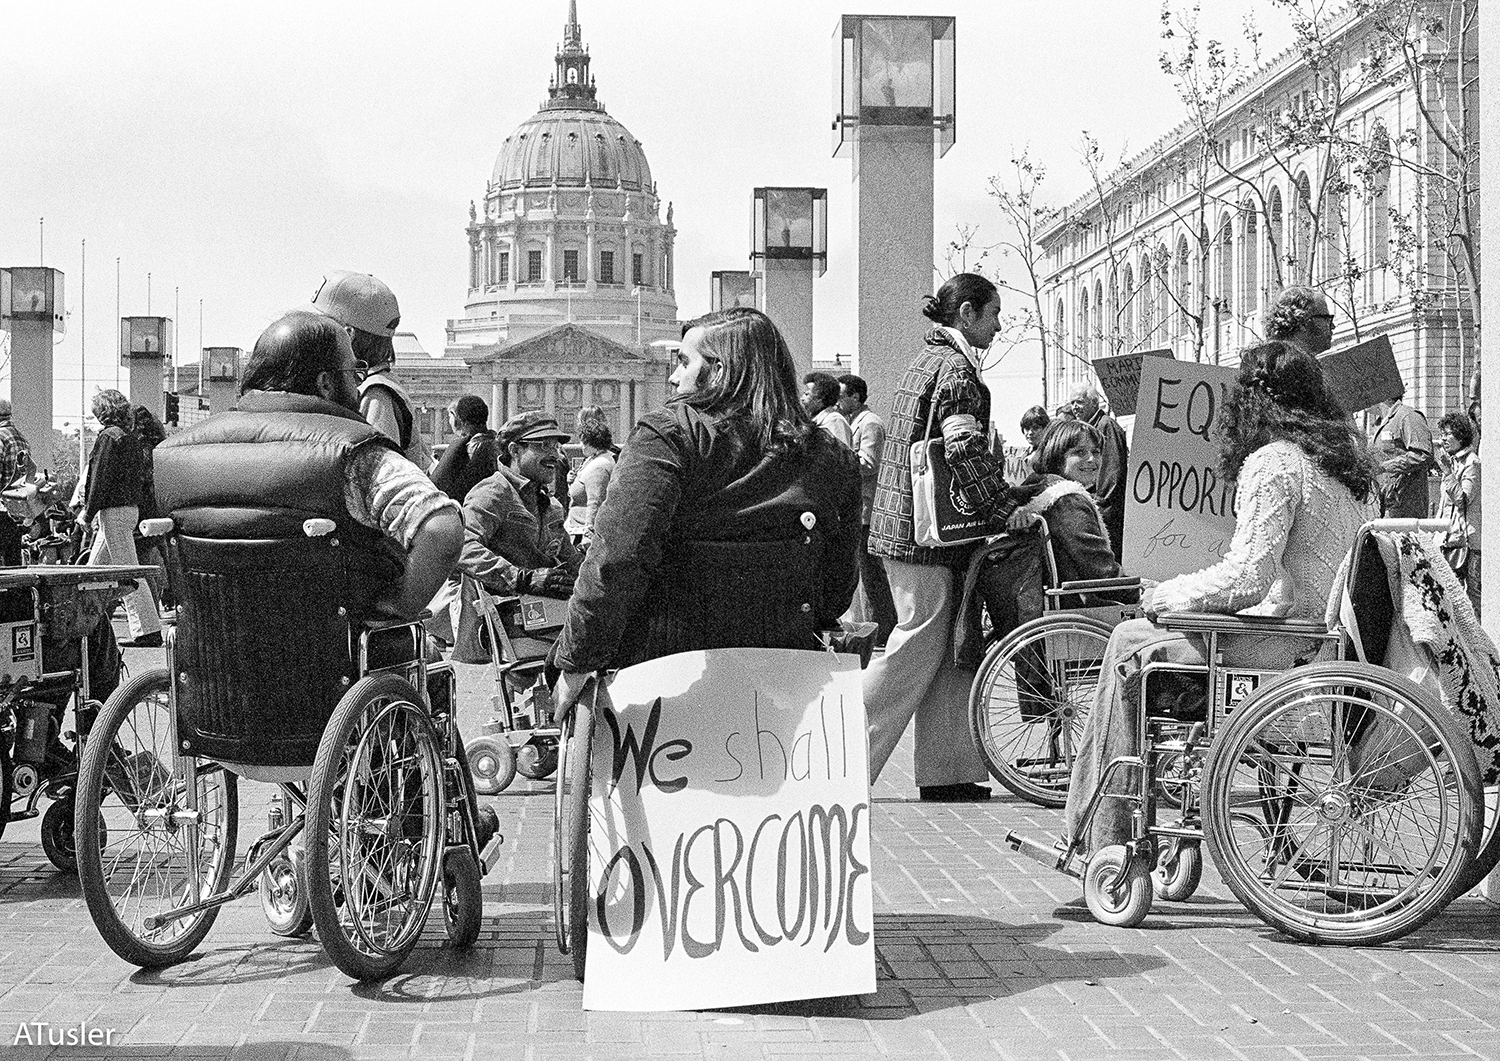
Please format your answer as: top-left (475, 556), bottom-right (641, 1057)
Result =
top-left (403, 2), bottom-right (680, 444)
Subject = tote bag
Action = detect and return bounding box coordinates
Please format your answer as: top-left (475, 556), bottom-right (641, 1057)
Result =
top-left (909, 395), bottom-right (990, 547)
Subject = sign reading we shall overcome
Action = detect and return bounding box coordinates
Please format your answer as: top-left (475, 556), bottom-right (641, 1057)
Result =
top-left (1123, 358), bottom-right (1240, 582)
top-left (582, 648), bottom-right (873, 1012)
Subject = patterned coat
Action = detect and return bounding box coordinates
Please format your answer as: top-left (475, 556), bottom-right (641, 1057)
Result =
top-left (868, 327), bottom-right (1015, 566)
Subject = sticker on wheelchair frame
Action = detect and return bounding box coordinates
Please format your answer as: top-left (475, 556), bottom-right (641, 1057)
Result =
top-left (11, 623), bottom-right (35, 662)
top-left (1216, 670), bottom-right (1262, 714)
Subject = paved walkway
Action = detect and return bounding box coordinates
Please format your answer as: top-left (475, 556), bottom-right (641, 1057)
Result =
top-left (3, 649), bottom-right (1500, 1059)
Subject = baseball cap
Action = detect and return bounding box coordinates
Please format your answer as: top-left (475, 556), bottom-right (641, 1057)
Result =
top-left (500, 411), bottom-right (571, 447)
top-left (304, 270), bottom-right (401, 337)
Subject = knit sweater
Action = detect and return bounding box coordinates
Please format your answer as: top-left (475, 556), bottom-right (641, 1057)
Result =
top-left (1152, 439), bottom-right (1375, 620)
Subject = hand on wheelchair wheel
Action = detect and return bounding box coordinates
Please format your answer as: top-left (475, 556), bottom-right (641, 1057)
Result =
top-left (551, 670), bottom-right (593, 725)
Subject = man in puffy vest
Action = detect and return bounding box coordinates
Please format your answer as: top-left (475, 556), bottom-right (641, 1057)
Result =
top-left (304, 269), bottom-right (433, 470)
top-left (154, 310), bottom-right (462, 622)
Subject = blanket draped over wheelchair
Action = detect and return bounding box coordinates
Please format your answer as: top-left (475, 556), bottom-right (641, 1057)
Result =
top-left (1327, 531), bottom-right (1500, 783)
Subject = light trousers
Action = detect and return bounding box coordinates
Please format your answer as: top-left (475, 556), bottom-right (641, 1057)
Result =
top-left (864, 558), bottom-right (988, 787)
top-left (89, 505), bottom-right (161, 640)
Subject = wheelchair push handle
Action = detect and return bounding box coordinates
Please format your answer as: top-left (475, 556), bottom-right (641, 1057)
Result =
top-left (138, 517), bottom-right (175, 538)
top-left (303, 518), bottom-right (336, 538)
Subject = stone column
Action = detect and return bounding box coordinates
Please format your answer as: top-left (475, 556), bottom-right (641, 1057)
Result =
top-left (505, 378), bottom-right (519, 422)
top-left (8, 318), bottom-right (54, 461)
top-left (206, 379), bottom-right (237, 415)
top-left (760, 258), bottom-right (816, 377)
top-left (127, 358), bottom-right (165, 421)
top-left (544, 378), bottom-right (557, 416)
top-left (853, 126), bottom-right (933, 423)
top-left (490, 382), bottom-right (503, 429)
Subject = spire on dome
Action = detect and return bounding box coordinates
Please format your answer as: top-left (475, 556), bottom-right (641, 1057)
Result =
top-left (546, 0), bottom-right (600, 110)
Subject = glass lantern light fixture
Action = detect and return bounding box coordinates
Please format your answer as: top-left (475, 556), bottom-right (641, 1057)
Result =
top-left (832, 15), bottom-right (955, 158)
top-left (0, 267), bottom-right (66, 333)
top-left (710, 270), bottom-right (759, 312)
top-left (120, 316), bottom-right (172, 364)
top-left (751, 188), bottom-right (828, 278)
top-left (204, 346), bottom-right (241, 382)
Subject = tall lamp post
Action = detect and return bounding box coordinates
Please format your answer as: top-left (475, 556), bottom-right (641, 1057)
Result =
top-left (751, 187), bottom-right (827, 375)
top-left (0, 267), bottom-right (65, 461)
top-left (834, 14), bottom-right (955, 420)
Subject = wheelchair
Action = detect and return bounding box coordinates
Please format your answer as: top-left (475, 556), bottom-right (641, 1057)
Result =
top-left (967, 519), bottom-right (1140, 806)
top-left (73, 517), bottom-right (503, 980)
top-left (0, 564), bottom-right (150, 871)
top-left (1008, 518), bottom-right (1500, 945)
top-left (461, 576), bottom-right (567, 795)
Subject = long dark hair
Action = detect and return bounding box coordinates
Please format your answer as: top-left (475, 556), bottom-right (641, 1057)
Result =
top-left (922, 273), bottom-right (998, 327)
top-left (678, 307), bottom-right (816, 458)
top-left (1218, 341), bottom-right (1376, 501)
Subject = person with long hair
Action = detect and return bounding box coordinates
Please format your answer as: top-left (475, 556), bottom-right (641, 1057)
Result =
top-left (550, 307), bottom-right (862, 714)
top-left (82, 390), bottom-right (162, 645)
top-left (865, 273), bottom-right (1019, 802)
top-left (1007, 419), bottom-right (1121, 590)
top-left (1065, 341), bottom-right (1377, 856)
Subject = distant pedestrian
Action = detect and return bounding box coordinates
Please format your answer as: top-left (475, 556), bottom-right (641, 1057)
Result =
top-left (837, 373), bottom-right (896, 646)
top-left (1371, 385), bottom-right (1435, 518)
top-left (132, 405), bottom-right (170, 606)
top-left (82, 390), bottom-right (162, 646)
top-left (563, 410), bottom-right (616, 547)
top-left (0, 399), bottom-right (35, 565)
top-left (1020, 404), bottom-right (1050, 474)
top-left (431, 394), bottom-right (498, 502)
top-left (1062, 382), bottom-right (1127, 562)
top-left (802, 371), bottom-right (853, 448)
top-left (1264, 285), bottom-right (1335, 355)
top-left (1437, 411), bottom-right (1481, 616)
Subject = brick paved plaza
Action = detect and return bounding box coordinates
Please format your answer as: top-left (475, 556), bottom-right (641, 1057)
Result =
top-left (4, 647), bottom-right (1500, 1060)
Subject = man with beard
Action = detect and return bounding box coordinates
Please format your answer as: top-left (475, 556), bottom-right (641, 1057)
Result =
top-left (153, 311), bottom-right (462, 622)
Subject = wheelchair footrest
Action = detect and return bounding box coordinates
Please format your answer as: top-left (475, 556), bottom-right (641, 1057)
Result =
top-left (1005, 830), bottom-right (1080, 879)
top-left (479, 832), bottom-right (505, 876)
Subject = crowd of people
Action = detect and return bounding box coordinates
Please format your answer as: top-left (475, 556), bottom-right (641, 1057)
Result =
top-left (5, 266), bottom-right (1485, 819)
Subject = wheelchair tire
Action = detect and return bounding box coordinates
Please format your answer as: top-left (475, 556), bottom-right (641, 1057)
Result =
top-left (42, 797), bottom-right (87, 874)
top-left (554, 700), bottom-right (594, 982)
top-left (1153, 840), bottom-right (1203, 902)
top-left (1202, 663), bottom-right (1481, 946)
top-left (441, 848), bottom-right (483, 948)
top-left (466, 735), bottom-right (516, 795)
top-left (1084, 844), bottom-right (1152, 927)
top-left (260, 847), bottom-right (313, 938)
top-left (0, 743), bottom-right (11, 842)
top-left (306, 674), bottom-right (445, 982)
top-left (969, 615), bottom-right (1113, 808)
top-left (76, 668), bottom-right (239, 968)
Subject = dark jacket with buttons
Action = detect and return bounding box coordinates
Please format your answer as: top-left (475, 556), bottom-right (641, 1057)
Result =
top-left (551, 399), bottom-right (862, 673)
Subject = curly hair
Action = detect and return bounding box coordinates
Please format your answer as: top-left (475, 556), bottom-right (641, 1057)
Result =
top-left (132, 405), bottom-right (167, 447)
top-left (1438, 411), bottom-right (1476, 449)
top-left (1217, 341), bottom-right (1376, 502)
top-left (91, 389), bottom-right (133, 428)
top-left (1263, 286), bottom-right (1324, 342)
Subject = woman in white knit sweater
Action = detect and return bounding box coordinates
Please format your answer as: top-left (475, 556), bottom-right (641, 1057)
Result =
top-left (1065, 342), bottom-right (1378, 855)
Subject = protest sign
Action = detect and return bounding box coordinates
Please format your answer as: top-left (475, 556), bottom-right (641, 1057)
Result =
top-left (1123, 358), bottom-right (1239, 582)
top-left (1092, 348), bottom-right (1174, 416)
top-left (581, 648), bottom-right (874, 1012)
top-left (1317, 334), bottom-right (1403, 413)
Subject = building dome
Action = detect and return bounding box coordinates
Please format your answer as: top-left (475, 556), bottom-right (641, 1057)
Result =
top-left (492, 108), bottom-right (652, 192)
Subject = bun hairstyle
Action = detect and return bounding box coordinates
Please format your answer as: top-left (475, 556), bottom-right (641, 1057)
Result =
top-left (922, 272), bottom-right (999, 326)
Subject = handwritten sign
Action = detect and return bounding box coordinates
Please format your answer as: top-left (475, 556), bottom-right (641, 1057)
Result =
top-left (1092, 348), bottom-right (1174, 417)
top-left (582, 649), bottom-right (874, 1012)
top-left (1123, 358), bottom-right (1239, 582)
top-left (1317, 334), bottom-right (1403, 413)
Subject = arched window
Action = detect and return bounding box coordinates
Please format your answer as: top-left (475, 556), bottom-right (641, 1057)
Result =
top-left (1120, 263), bottom-right (1135, 349)
top-left (1266, 185), bottom-right (1285, 295)
top-left (1240, 205), bottom-right (1259, 318)
top-left (1291, 173), bottom-right (1313, 283)
top-left (1154, 247), bottom-right (1169, 347)
top-left (1217, 214), bottom-right (1235, 313)
top-left (1107, 278), bottom-right (1120, 353)
top-left (1321, 182), bottom-right (1344, 283)
top-left (1176, 235), bottom-right (1192, 341)
top-left (1077, 286), bottom-right (1090, 366)
top-left (1092, 280), bottom-right (1105, 359)
top-left (1139, 258), bottom-right (1155, 346)
top-left (1368, 122), bottom-right (1391, 268)
top-left (1055, 298), bottom-right (1067, 370)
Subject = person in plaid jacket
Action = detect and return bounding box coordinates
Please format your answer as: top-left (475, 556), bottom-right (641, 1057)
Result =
top-left (866, 273), bottom-right (1019, 802)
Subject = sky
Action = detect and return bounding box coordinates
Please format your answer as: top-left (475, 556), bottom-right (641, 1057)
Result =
top-left (0, 0), bottom-right (1289, 438)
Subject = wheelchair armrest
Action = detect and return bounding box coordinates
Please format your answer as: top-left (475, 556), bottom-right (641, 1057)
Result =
top-left (363, 611), bottom-right (432, 632)
top-left (1054, 577), bottom-right (1142, 594)
top-left (1153, 611), bottom-right (1331, 637)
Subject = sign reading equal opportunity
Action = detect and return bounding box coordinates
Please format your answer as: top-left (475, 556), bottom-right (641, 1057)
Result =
top-left (1123, 357), bottom-right (1240, 582)
top-left (582, 648), bottom-right (874, 1012)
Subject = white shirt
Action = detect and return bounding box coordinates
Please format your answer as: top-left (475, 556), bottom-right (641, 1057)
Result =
top-left (814, 406), bottom-right (853, 448)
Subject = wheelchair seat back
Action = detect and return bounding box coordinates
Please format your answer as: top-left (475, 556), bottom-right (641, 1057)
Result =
top-left (170, 534), bottom-right (361, 767)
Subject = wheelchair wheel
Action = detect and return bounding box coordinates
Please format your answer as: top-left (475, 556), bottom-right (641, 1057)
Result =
top-left (259, 847), bottom-right (312, 938)
top-left (1202, 663), bottom-right (1482, 946)
top-left (0, 744), bottom-right (11, 842)
top-left (42, 797), bottom-right (87, 873)
top-left (76, 668), bottom-right (239, 968)
top-left (441, 848), bottom-right (483, 948)
top-left (970, 615), bottom-right (1112, 807)
top-left (1153, 840), bottom-right (1203, 902)
top-left (1084, 844), bottom-right (1153, 927)
top-left (516, 736), bottom-right (558, 781)
top-left (466, 735), bottom-right (516, 795)
top-left (305, 674), bottom-right (445, 982)
top-left (554, 699), bottom-right (595, 982)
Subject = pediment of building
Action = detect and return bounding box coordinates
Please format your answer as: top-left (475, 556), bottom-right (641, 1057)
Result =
top-left (469, 321), bottom-right (644, 366)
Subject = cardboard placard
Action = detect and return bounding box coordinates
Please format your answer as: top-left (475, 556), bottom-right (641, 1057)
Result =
top-left (1317, 334), bottom-right (1403, 413)
top-left (582, 649), bottom-right (874, 1012)
top-left (1092, 348), bottom-right (1174, 416)
top-left (1123, 359), bottom-right (1240, 582)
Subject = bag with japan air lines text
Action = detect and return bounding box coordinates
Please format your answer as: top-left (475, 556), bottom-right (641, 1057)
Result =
top-left (909, 397), bottom-right (990, 547)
